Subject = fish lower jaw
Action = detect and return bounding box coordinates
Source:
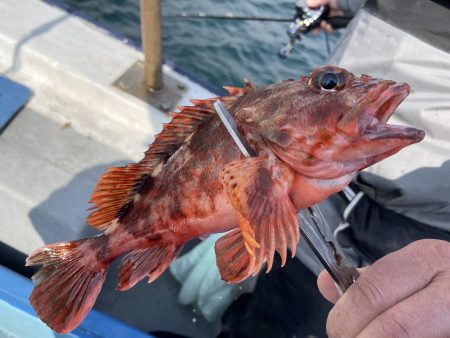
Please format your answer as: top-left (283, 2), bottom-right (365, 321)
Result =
top-left (359, 144), bottom-right (417, 171)
top-left (363, 123), bottom-right (425, 141)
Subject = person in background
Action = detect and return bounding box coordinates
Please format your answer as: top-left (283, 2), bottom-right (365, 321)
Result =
top-left (301, 0), bottom-right (365, 32)
top-left (299, 0), bottom-right (450, 337)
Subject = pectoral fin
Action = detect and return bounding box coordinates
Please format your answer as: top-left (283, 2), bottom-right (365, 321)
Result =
top-left (220, 156), bottom-right (299, 279)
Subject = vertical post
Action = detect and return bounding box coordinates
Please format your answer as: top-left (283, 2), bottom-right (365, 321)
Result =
top-left (140, 0), bottom-right (163, 91)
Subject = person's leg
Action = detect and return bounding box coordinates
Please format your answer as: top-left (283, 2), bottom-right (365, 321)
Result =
top-left (337, 196), bottom-right (450, 264)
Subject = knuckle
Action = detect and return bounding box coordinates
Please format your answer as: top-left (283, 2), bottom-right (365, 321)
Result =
top-left (326, 313), bottom-right (347, 338)
top-left (412, 239), bottom-right (450, 266)
top-left (327, 306), bottom-right (354, 338)
top-left (429, 240), bottom-right (450, 261)
top-left (375, 315), bottom-right (411, 338)
top-left (355, 271), bottom-right (386, 307)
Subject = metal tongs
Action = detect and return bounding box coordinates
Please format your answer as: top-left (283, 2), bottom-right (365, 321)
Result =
top-left (214, 100), bottom-right (359, 294)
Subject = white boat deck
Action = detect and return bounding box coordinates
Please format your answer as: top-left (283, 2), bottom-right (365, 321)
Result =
top-left (0, 0), bottom-right (218, 336)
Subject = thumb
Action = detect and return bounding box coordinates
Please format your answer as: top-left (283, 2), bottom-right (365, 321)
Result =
top-left (317, 268), bottom-right (367, 304)
top-left (317, 270), bottom-right (341, 304)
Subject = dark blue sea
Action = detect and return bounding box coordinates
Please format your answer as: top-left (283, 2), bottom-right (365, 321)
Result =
top-left (57, 0), bottom-right (340, 90)
top-left (32, 2), bottom-right (341, 337)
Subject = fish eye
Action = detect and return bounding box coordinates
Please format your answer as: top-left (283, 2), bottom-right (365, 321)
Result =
top-left (319, 72), bottom-right (338, 90)
top-left (308, 66), bottom-right (350, 93)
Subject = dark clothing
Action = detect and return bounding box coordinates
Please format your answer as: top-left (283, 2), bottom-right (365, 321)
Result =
top-left (337, 194), bottom-right (450, 265)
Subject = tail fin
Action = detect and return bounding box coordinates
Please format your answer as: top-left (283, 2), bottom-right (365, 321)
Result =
top-left (26, 237), bottom-right (108, 334)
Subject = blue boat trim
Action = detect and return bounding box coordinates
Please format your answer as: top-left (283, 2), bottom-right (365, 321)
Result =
top-left (0, 265), bottom-right (153, 338)
top-left (0, 77), bottom-right (31, 134)
top-left (40, 0), bottom-right (224, 96)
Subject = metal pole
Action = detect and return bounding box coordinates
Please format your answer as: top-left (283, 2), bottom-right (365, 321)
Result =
top-left (140, 0), bottom-right (163, 91)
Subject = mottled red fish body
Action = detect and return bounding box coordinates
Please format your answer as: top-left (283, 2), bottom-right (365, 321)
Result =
top-left (26, 66), bottom-right (424, 333)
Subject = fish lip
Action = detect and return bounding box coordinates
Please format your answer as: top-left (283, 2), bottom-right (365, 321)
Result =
top-left (359, 82), bottom-right (425, 141)
top-left (362, 81), bottom-right (410, 132)
top-left (338, 81), bottom-right (410, 135)
top-left (374, 82), bottom-right (410, 123)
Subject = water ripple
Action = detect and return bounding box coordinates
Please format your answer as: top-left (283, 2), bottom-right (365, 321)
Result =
top-left (58, 0), bottom-right (340, 88)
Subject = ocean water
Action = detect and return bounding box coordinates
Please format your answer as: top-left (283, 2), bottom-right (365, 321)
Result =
top-left (57, 0), bottom-right (340, 90)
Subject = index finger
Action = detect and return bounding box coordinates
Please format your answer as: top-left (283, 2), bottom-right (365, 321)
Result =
top-left (306, 0), bottom-right (337, 9)
top-left (306, 0), bottom-right (329, 7)
top-left (317, 267), bottom-right (367, 304)
top-left (327, 240), bottom-right (449, 338)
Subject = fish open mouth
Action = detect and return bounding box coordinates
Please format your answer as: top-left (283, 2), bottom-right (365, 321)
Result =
top-left (329, 80), bottom-right (425, 171)
top-left (361, 82), bottom-right (424, 142)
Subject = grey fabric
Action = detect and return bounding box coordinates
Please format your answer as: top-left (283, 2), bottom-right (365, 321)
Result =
top-left (365, 0), bottom-right (450, 52)
top-left (328, 9), bottom-right (450, 232)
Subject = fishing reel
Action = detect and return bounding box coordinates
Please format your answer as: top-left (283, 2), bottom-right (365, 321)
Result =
top-left (279, 0), bottom-right (328, 58)
top-left (279, 0), bottom-right (350, 58)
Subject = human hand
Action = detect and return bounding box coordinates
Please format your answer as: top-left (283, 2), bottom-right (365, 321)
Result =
top-left (317, 239), bottom-right (450, 337)
top-left (306, 0), bottom-right (344, 33)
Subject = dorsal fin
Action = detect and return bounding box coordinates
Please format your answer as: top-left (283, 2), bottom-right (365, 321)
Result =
top-left (87, 82), bottom-right (254, 230)
top-left (223, 78), bottom-right (255, 96)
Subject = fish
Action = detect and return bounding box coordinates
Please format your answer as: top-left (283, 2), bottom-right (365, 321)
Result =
top-left (26, 65), bottom-right (425, 333)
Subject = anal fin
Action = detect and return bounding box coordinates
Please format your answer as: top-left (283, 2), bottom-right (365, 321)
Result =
top-left (117, 244), bottom-right (182, 291)
top-left (215, 229), bottom-right (255, 283)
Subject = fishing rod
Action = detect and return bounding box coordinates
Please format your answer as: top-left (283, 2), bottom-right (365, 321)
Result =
top-left (164, 12), bottom-right (293, 22)
top-left (165, 6), bottom-right (350, 58)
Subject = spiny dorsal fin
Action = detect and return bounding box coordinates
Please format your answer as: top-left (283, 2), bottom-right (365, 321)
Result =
top-left (223, 78), bottom-right (255, 96)
top-left (87, 82), bottom-right (255, 230)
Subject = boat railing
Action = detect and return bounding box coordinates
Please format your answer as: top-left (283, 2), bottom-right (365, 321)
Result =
top-left (114, 0), bottom-right (186, 113)
top-left (140, 0), bottom-right (163, 91)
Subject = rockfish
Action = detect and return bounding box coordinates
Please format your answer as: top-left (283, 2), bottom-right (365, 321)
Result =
top-left (26, 65), bottom-right (424, 333)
